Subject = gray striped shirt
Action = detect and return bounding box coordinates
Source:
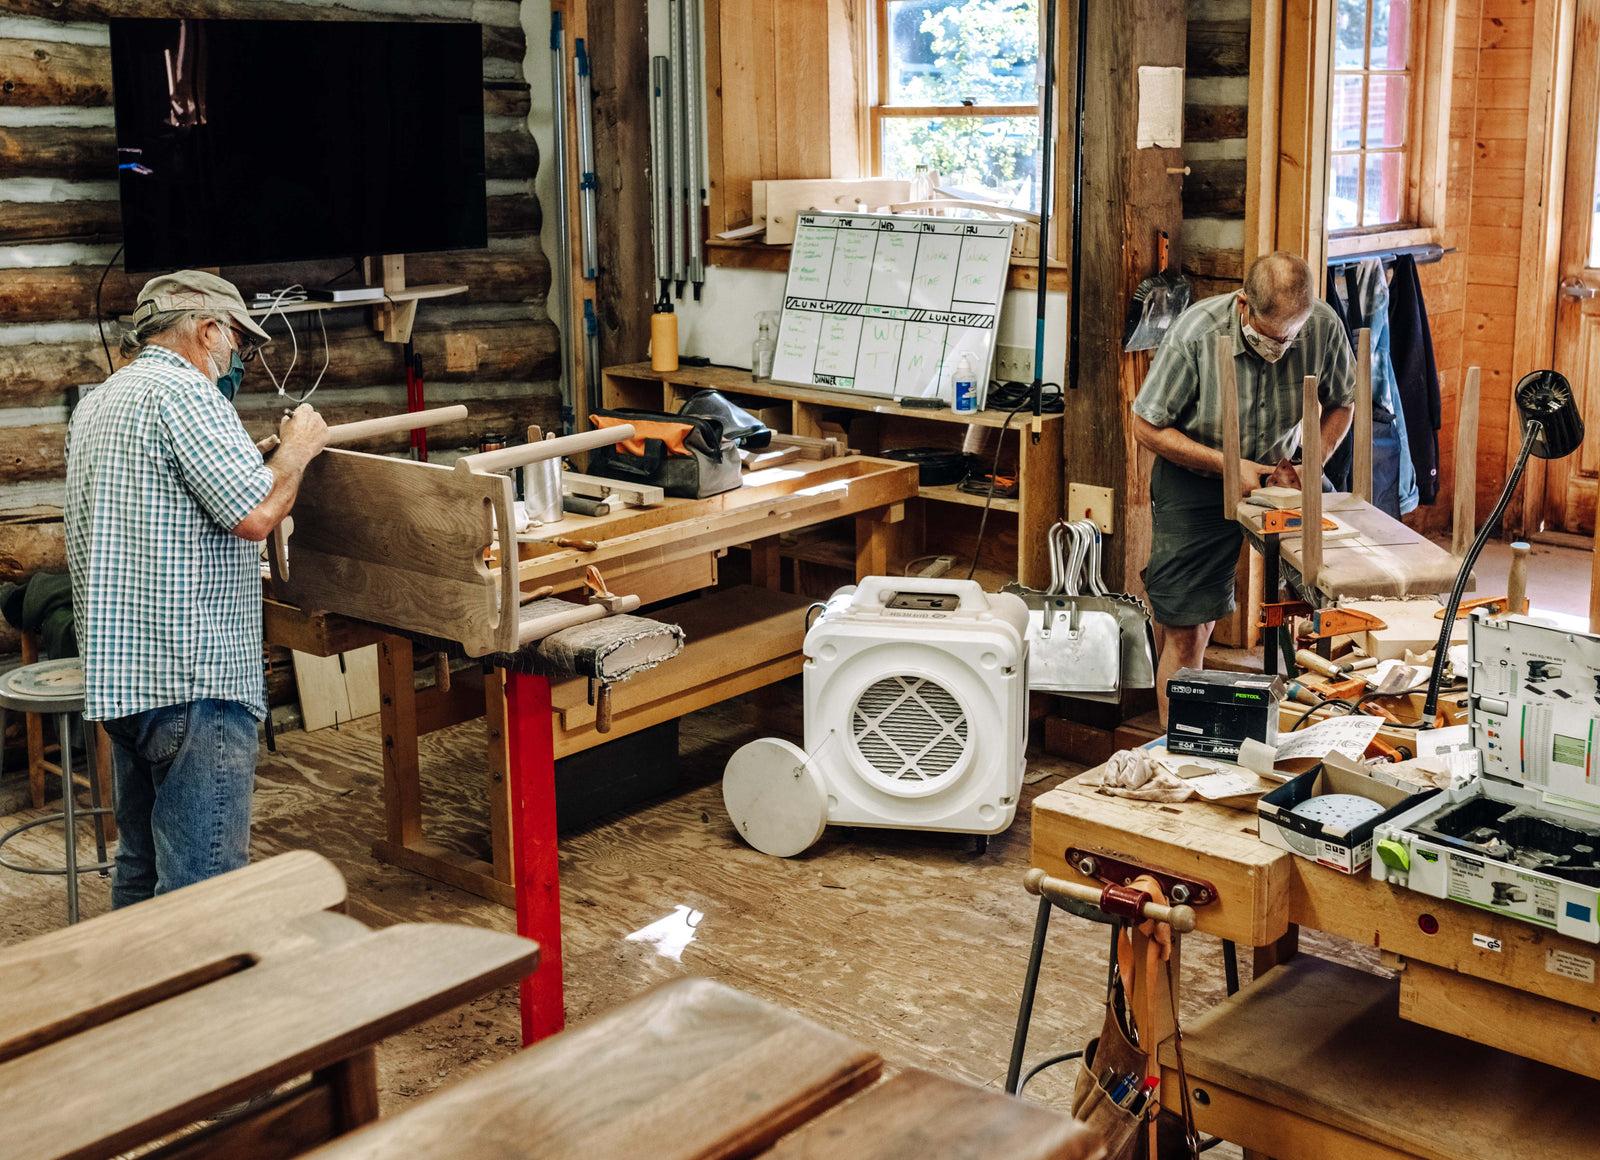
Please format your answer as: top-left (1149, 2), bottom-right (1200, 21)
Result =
top-left (1132, 292), bottom-right (1356, 468)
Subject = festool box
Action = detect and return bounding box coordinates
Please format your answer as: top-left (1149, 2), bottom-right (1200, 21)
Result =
top-left (1165, 668), bottom-right (1283, 760)
top-left (1372, 613), bottom-right (1600, 944)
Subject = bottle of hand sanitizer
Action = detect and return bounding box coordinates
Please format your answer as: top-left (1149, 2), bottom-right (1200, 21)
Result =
top-left (953, 352), bottom-right (977, 413)
top-left (752, 311), bottom-right (778, 380)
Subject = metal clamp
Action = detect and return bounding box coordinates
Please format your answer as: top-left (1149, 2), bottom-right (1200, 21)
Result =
top-left (1066, 847), bottom-right (1219, 907)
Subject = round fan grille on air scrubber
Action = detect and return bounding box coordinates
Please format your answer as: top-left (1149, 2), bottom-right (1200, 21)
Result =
top-left (850, 675), bottom-right (970, 786)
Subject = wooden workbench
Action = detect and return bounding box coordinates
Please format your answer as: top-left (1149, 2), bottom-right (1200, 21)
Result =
top-left (1032, 770), bottom-right (1600, 1156)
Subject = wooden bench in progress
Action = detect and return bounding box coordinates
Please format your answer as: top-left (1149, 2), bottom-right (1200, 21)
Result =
top-left (0, 851), bottom-right (537, 1160)
top-left (304, 976), bottom-right (1104, 1160)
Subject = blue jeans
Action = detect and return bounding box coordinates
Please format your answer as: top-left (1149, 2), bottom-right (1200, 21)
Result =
top-left (103, 699), bottom-right (258, 909)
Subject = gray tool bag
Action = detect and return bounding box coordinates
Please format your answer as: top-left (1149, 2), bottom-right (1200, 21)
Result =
top-left (1005, 520), bottom-right (1156, 701)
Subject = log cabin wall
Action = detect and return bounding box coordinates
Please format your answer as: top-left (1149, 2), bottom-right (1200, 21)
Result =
top-left (0, 1), bottom-right (558, 674)
top-left (1182, 0), bottom-right (1250, 300)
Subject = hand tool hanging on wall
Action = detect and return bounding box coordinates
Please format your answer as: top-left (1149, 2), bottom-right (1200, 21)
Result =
top-left (584, 298), bottom-right (601, 414)
top-left (667, 0), bottom-right (688, 298)
top-left (550, 12), bottom-right (576, 433)
top-left (650, 55), bottom-right (673, 302)
top-left (682, 0), bottom-right (705, 300)
top-left (574, 38), bottom-right (600, 283)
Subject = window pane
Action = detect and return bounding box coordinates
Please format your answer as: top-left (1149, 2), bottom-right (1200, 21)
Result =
top-left (1363, 152), bottom-right (1406, 226)
top-left (886, 0), bottom-right (1039, 107)
top-left (1329, 153), bottom-right (1361, 230)
top-left (1370, 0), bottom-right (1411, 70)
top-left (1335, 0), bottom-right (1368, 69)
top-left (1367, 74), bottom-right (1407, 147)
top-left (881, 115), bottom-right (1041, 209)
top-left (1332, 75), bottom-right (1364, 150)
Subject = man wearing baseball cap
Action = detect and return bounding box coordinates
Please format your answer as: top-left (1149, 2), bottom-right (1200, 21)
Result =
top-left (65, 270), bottom-right (328, 907)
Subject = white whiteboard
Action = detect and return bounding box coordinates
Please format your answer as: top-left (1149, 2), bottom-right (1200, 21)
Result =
top-left (771, 212), bottom-right (1015, 406)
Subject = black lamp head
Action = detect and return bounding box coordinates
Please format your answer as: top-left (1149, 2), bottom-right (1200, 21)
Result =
top-left (1514, 369), bottom-right (1585, 460)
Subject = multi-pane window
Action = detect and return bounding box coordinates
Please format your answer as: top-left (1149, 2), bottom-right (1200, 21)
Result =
top-left (1329, 0), bottom-right (1414, 232)
top-left (872, 0), bottom-right (1041, 211)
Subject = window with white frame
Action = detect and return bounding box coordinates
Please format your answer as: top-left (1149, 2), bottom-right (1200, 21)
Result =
top-left (1328, 0), bottom-right (1416, 233)
top-left (871, 0), bottom-right (1041, 211)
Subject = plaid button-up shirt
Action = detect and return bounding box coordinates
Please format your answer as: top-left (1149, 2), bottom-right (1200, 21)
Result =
top-left (66, 346), bottom-right (274, 721)
top-left (1132, 293), bottom-right (1357, 468)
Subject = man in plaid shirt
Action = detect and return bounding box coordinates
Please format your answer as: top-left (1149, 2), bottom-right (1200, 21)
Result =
top-left (66, 271), bottom-right (328, 907)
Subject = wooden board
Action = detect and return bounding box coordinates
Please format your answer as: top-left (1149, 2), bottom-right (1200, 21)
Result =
top-left (760, 1068), bottom-right (1103, 1160)
top-left (1395, 955), bottom-right (1600, 1079)
top-left (269, 449), bottom-right (518, 657)
top-left (1157, 956), bottom-right (1600, 1160)
top-left (300, 977), bottom-right (883, 1160)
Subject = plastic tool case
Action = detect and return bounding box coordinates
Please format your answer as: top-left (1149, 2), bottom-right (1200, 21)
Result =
top-left (1373, 612), bottom-right (1600, 943)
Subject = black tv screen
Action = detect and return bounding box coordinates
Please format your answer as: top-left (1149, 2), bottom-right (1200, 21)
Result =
top-left (110, 19), bottom-right (488, 272)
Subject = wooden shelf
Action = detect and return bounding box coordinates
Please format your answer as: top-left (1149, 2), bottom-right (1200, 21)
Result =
top-left (244, 284), bottom-right (468, 318)
top-left (606, 362), bottom-right (1062, 429)
top-left (919, 483), bottom-right (1020, 512)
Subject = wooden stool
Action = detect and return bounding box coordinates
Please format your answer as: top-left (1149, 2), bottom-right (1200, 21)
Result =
top-left (0, 658), bottom-right (112, 924)
top-left (1158, 954), bottom-right (1600, 1159)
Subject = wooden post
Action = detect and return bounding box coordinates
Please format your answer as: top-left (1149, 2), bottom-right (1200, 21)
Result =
top-left (507, 670), bottom-right (564, 1045)
top-left (1217, 341), bottom-right (1243, 518)
top-left (376, 635), bottom-right (421, 848)
top-left (1062, 0), bottom-right (1186, 591)
top-left (1353, 327), bottom-right (1373, 503)
top-left (1452, 367), bottom-right (1481, 559)
top-left (1301, 375), bottom-right (1322, 594)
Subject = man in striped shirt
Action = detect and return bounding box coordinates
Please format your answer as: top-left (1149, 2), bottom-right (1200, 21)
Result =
top-left (1132, 252), bottom-right (1355, 724)
top-left (66, 271), bottom-right (328, 907)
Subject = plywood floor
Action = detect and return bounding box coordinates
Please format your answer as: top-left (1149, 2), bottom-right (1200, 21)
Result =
top-left (0, 679), bottom-right (1363, 1140)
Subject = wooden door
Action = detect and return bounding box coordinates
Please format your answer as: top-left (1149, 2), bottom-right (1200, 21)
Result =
top-left (1547, 1), bottom-right (1600, 535)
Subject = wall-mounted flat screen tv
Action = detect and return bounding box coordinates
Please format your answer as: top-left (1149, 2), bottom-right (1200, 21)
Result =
top-left (110, 18), bottom-right (488, 272)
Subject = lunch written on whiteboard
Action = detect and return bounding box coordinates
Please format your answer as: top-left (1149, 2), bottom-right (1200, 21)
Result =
top-left (770, 212), bottom-right (1015, 407)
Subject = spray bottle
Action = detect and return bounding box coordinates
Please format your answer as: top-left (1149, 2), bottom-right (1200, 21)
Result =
top-left (752, 311), bottom-right (779, 380)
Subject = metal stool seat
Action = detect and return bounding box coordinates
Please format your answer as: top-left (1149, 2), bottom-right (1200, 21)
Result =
top-left (0, 658), bottom-right (112, 923)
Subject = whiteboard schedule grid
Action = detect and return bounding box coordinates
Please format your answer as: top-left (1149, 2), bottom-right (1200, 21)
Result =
top-left (771, 212), bottom-right (1015, 406)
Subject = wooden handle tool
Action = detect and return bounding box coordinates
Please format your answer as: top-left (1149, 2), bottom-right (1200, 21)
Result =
top-left (1023, 868), bottom-right (1197, 932)
top-left (323, 405), bottom-right (470, 446)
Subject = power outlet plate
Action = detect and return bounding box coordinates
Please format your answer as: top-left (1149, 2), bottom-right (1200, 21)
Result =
top-left (1068, 483), bottom-right (1115, 534)
top-left (995, 344), bottom-right (1033, 383)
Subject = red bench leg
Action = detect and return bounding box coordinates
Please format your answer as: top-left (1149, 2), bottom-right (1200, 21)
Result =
top-left (505, 670), bottom-right (564, 1046)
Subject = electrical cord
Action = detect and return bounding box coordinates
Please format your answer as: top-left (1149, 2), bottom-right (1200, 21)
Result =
top-left (1015, 1048), bottom-right (1082, 1096)
top-left (252, 284), bottom-right (332, 404)
top-left (967, 385), bottom-right (1059, 581)
top-left (987, 378), bottom-right (1064, 414)
top-left (94, 243), bottom-right (126, 375)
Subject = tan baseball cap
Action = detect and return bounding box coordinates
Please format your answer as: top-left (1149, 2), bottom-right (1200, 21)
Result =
top-left (131, 270), bottom-right (273, 346)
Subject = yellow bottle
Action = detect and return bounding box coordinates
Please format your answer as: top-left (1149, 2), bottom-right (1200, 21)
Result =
top-left (651, 299), bottom-right (679, 372)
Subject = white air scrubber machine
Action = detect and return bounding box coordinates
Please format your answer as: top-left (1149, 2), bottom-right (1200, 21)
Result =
top-left (722, 578), bottom-right (1030, 857)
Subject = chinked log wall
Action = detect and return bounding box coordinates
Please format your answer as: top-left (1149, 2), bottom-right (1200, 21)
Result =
top-left (0, 0), bottom-right (558, 676)
top-left (1182, 0), bottom-right (1250, 299)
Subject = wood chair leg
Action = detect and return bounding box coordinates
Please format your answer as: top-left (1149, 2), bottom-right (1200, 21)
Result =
top-left (506, 670), bottom-right (562, 1046)
top-left (322, 1047), bottom-right (380, 1132)
top-left (21, 633), bottom-right (45, 809)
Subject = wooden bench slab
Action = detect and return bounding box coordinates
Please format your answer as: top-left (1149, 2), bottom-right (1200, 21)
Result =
top-left (0, 849), bottom-right (347, 1064)
top-left (7, 918), bottom-right (537, 1160)
top-left (760, 1067), bottom-right (1105, 1160)
top-left (1157, 955), bottom-right (1600, 1160)
top-left (303, 976), bottom-right (883, 1160)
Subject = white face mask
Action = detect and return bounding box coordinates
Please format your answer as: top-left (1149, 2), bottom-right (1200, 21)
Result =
top-left (1242, 319), bottom-right (1291, 364)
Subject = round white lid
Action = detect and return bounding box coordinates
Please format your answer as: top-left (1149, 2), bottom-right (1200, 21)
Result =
top-left (722, 738), bottom-right (827, 858)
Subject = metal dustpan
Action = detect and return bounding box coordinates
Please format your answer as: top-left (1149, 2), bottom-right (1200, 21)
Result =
top-left (1122, 231), bottom-right (1192, 352)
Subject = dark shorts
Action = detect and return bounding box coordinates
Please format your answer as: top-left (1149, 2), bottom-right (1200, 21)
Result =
top-left (1144, 457), bottom-right (1243, 628)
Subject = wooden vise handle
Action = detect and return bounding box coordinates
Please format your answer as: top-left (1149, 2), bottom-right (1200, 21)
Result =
top-left (323, 405), bottom-right (470, 446)
top-left (1024, 868), bottom-right (1197, 932)
top-left (456, 425), bottom-right (634, 475)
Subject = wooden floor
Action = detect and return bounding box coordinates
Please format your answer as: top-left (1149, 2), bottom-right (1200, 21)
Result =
top-left (0, 679), bottom-right (1361, 1139)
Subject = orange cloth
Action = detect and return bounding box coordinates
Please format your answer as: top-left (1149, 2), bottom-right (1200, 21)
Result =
top-left (590, 414), bottom-right (692, 457)
top-left (1117, 873), bottom-right (1172, 1005)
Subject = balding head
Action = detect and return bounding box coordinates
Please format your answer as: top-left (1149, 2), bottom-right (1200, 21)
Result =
top-left (1240, 251), bottom-right (1314, 330)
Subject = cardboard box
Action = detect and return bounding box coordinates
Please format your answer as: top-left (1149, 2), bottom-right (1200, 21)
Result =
top-left (1166, 668), bottom-right (1283, 760)
top-left (1258, 753), bottom-right (1438, 874)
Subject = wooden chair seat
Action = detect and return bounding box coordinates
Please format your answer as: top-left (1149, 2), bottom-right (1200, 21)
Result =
top-left (1157, 955), bottom-right (1600, 1160)
top-left (1, 852), bottom-right (537, 1160)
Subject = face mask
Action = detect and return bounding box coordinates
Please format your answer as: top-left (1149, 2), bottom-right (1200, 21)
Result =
top-left (1242, 319), bottom-right (1291, 364)
top-left (208, 328), bottom-right (245, 401)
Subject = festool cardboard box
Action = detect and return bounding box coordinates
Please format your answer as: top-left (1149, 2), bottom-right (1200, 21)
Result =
top-left (1165, 668), bottom-right (1283, 760)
